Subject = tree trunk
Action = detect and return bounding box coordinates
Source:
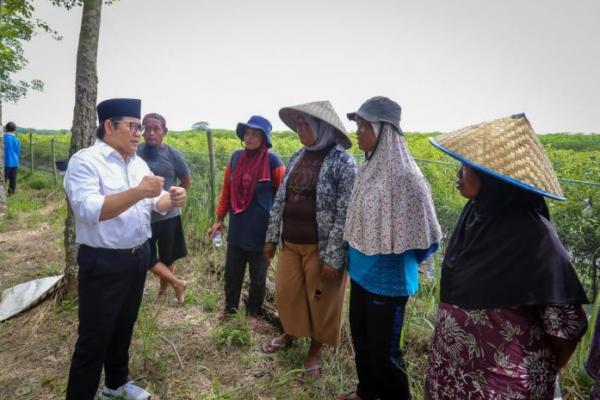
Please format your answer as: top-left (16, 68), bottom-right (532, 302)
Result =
top-left (0, 100), bottom-right (6, 216)
top-left (63, 0), bottom-right (102, 297)
top-left (0, 0), bottom-right (7, 215)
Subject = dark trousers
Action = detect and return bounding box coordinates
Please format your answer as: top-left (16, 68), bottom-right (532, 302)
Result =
top-left (224, 243), bottom-right (268, 316)
top-left (4, 167), bottom-right (17, 195)
top-left (349, 280), bottom-right (411, 400)
top-left (66, 243), bottom-right (149, 400)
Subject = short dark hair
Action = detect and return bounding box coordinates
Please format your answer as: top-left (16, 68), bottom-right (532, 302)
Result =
top-left (96, 117), bottom-right (122, 139)
top-left (5, 122), bottom-right (16, 132)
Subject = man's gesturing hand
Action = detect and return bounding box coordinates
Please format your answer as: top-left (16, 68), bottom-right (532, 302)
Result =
top-left (137, 175), bottom-right (164, 198)
top-left (168, 186), bottom-right (186, 208)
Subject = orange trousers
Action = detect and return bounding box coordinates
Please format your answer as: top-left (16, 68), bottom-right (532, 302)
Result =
top-left (275, 241), bottom-right (348, 347)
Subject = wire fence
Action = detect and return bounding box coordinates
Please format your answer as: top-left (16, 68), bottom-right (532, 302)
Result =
top-left (16, 133), bottom-right (600, 189)
top-left (16, 134), bottom-right (600, 301)
top-left (176, 149), bottom-right (600, 301)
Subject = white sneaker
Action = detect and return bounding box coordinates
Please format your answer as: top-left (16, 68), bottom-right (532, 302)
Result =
top-left (98, 381), bottom-right (152, 400)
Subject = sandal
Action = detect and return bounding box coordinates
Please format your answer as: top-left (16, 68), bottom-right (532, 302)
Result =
top-left (297, 363), bottom-right (321, 382)
top-left (336, 391), bottom-right (362, 400)
top-left (261, 337), bottom-right (292, 354)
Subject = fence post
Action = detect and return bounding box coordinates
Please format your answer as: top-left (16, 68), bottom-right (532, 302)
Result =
top-left (52, 138), bottom-right (58, 186)
top-left (29, 133), bottom-right (34, 173)
top-left (206, 129), bottom-right (216, 218)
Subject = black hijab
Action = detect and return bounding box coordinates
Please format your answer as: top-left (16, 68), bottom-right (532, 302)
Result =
top-left (440, 169), bottom-right (588, 309)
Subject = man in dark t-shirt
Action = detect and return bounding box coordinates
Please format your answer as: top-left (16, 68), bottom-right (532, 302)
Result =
top-left (138, 113), bottom-right (191, 304)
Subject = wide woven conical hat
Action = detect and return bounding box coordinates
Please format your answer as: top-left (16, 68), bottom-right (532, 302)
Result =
top-left (429, 113), bottom-right (565, 200)
top-left (279, 100), bottom-right (352, 149)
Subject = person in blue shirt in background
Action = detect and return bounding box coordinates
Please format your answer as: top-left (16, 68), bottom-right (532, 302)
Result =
top-left (3, 121), bottom-right (21, 195)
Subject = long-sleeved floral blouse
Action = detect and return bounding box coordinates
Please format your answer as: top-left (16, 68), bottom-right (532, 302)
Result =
top-left (426, 302), bottom-right (587, 400)
top-left (265, 145), bottom-right (357, 270)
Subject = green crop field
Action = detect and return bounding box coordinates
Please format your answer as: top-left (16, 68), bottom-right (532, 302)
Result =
top-left (16, 130), bottom-right (600, 297)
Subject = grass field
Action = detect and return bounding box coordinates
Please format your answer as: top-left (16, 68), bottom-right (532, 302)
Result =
top-left (1, 130), bottom-right (598, 399)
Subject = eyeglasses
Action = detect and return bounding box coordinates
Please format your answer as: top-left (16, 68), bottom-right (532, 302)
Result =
top-left (112, 119), bottom-right (144, 134)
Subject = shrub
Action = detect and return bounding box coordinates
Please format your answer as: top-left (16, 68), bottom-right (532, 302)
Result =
top-left (26, 172), bottom-right (54, 190)
top-left (211, 313), bottom-right (253, 348)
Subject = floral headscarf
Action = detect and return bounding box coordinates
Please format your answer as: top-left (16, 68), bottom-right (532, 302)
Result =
top-left (344, 123), bottom-right (442, 255)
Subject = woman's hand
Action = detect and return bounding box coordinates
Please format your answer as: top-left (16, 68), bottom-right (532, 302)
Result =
top-left (548, 336), bottom-right (579, 370)
top-left (207, 221), bottom-right (225, 239)
top-left (321, 263), bottom-right (339, 281)
top-left (263, 242), bottom-right (277, 261)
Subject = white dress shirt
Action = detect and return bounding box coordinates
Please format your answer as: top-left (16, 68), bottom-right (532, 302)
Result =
top-left (64, 140), bottom-right (165, 249)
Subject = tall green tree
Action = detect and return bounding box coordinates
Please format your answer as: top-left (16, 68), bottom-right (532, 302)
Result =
top-left (0, 0), bottom-right (58, 210)
top-left (61, 0), bottom-right (105, 297)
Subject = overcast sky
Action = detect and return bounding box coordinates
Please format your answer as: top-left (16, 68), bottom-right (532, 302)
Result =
top-left (3, 0), bottom-right (600, 133)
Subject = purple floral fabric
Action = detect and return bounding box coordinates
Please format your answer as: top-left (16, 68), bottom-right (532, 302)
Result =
top-left (426, 302), bottom-right (587, 400)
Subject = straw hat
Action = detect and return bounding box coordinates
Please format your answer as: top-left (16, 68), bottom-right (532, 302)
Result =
top-left (429, 113), bottom-right (565, 200)
top-left (279, 100), bottom-right (352, 149)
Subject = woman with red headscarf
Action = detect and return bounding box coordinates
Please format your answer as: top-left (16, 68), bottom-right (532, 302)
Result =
top-left (208, 115), bottom-right (285, 328)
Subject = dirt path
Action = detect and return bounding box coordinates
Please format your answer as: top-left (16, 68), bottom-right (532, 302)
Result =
top-left (0, 202), bottom-right (63, 288)
top-left (0, 195), bottom-right (72, 399)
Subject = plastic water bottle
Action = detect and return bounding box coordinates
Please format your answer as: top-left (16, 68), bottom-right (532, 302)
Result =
top-left (212, 230), bottom-right (222, 247)
top-left (554, 377), bottom-right (562, 400)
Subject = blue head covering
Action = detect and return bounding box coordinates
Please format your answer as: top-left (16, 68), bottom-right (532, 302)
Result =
top-left (236, 115), bottom-right (273, 148)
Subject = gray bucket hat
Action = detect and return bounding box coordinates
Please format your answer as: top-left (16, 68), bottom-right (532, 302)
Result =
top-left (347, 96), bottom-right (402, 134)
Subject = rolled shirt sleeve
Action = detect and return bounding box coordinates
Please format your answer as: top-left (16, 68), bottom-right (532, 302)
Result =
top-left (64, 154), bottom-right (105, 224)
top-left (152, 190), bottom-right (169, 214)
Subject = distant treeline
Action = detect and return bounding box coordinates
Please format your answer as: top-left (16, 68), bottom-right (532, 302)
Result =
top-left (539, 133), bottom-right (600, 151)
top-left (14, 128), bottom-right (70, 135)
top-left (16, 128), bottom-right (599, 151)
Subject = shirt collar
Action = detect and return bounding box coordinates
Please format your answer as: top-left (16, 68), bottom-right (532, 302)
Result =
top-left (95, 139), bottom-right (138, 162)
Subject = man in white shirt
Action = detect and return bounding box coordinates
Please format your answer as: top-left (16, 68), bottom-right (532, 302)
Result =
top-left (64, 98), bottom-right (186, 400)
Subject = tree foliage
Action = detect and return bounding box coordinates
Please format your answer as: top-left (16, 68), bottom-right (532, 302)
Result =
top-left (192, 121), bottom-right (210, 131)
top-left (0, 0), bottom-right (115, 104)
top-left (0, 0), bottom-right (63, 103)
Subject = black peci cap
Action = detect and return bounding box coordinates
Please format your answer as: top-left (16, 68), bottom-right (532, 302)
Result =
top-left (97, 98), bottom-right (141, 123)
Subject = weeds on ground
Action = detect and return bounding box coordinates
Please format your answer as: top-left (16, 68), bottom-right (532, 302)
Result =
top-left (211, 312), bottom-right (253, 348)
top-left (26, 171), bottom-right (56, 190)
top-left (199, 377), bottom-right (238, 400)
top-left (134, 303), bottom-right (164, 370)
top-left (183, 281), bottom-right (220, 312)
top-left (41, 377), bottom-right (67, 397)
top-left (2, 170), bottom-right (64, 229)
top-left (5, 188), bottom-right (43, 217)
